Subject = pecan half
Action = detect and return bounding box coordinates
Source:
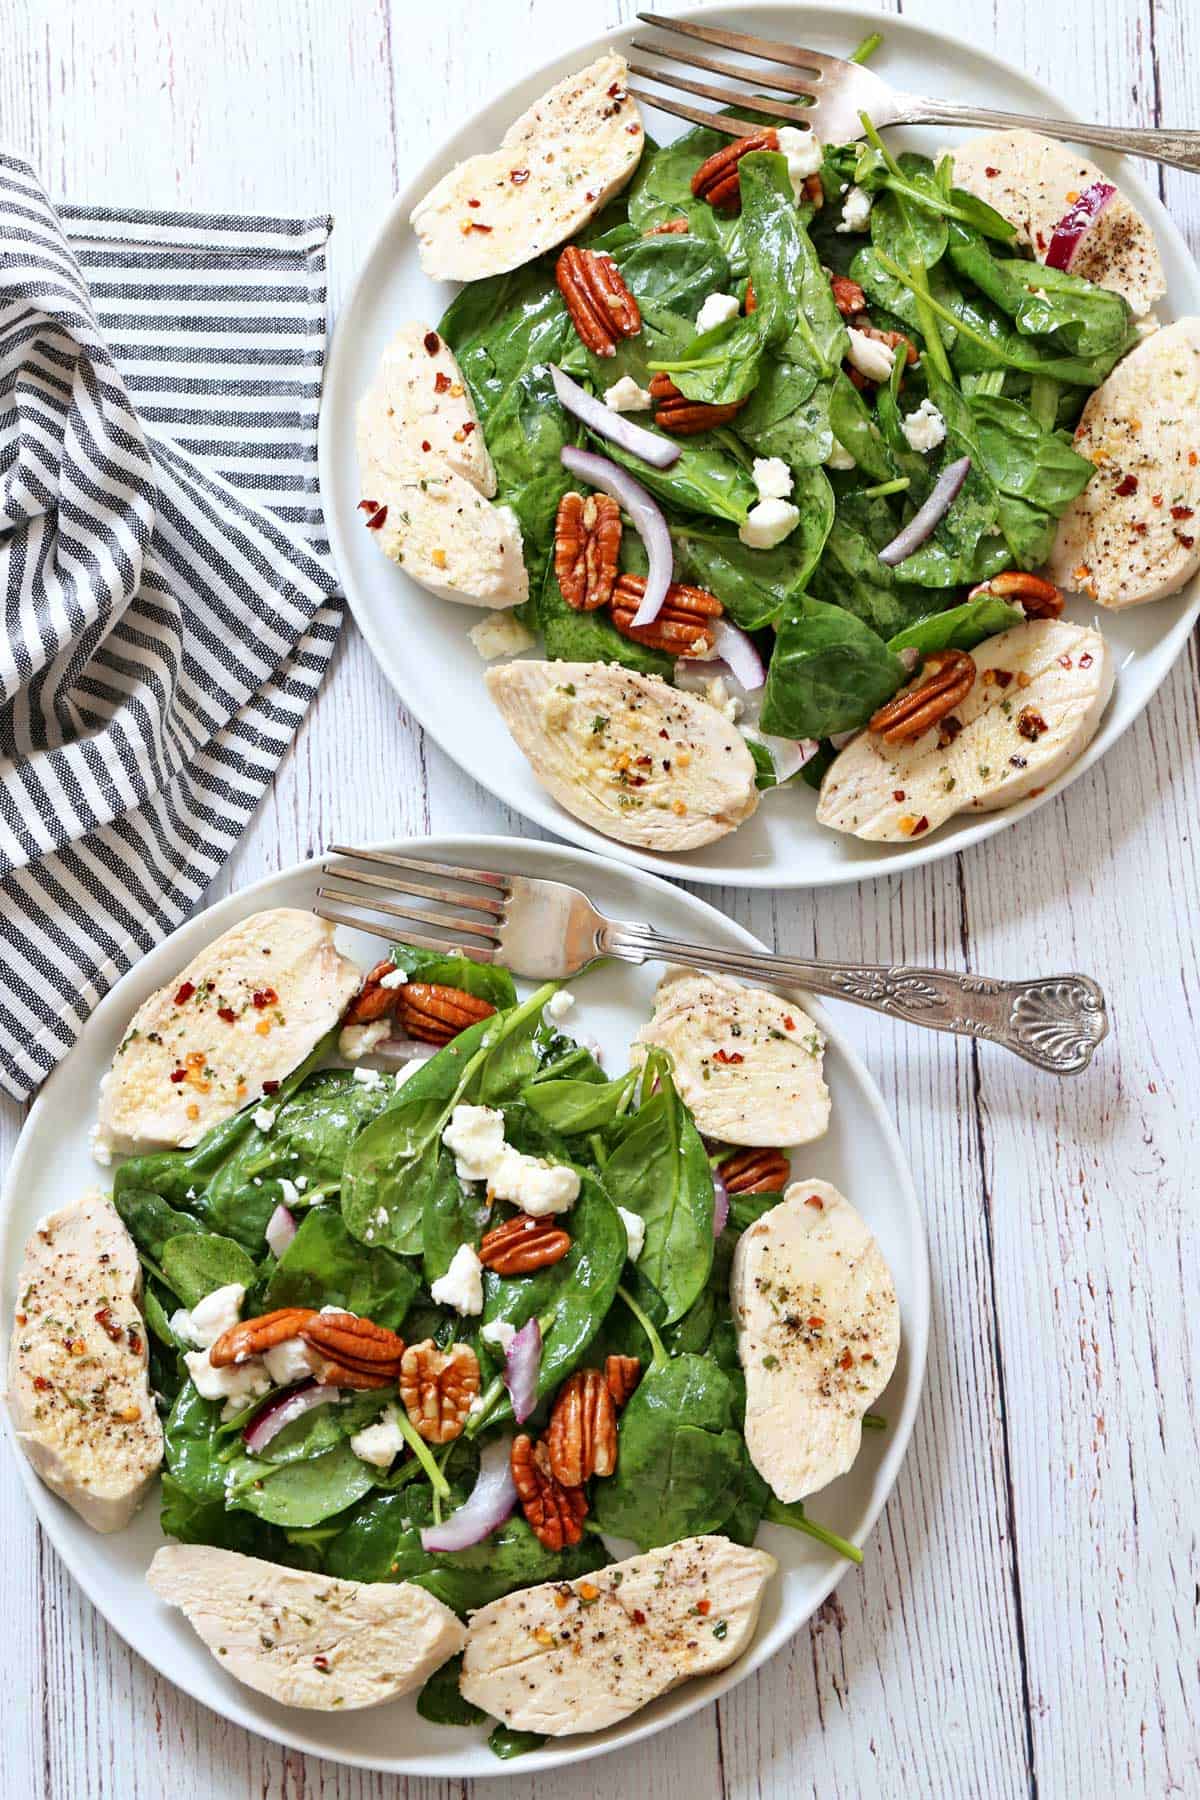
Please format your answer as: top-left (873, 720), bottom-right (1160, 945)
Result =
top-left (852, 320), bottom-right (920, 367)
top-left (649, 370), bottom-right (745, 435)
top-left (967, 571), bottom-right (1064, 619)
top-left (869, 650), bottom-right (977, 745)
top-left (399, 1339), bottom-right (480, 1443)
top-left (830, 272), bottom-right (867, 317)
top-left (396, 982), bottom-right (495, 1047)
top-left (209, 1307), bottom-right (316, 1368)
top-left (644, 216), bottom-right (690, 236)
top-left (554, 491), bottom-right (622, 611)
top-left (479, 1213), bottom-right (571, 1275)
top-left (604, 1354), bottom-right (642, 1409)
top-left (691, 130), bottom-right (779, 212)
top-left (556, 246), bottom-right (641, 357)
top-left (720, 1147), bottom-right (791, 1195)
top-left (545, 1367), bottom-right (618, 1487)
top-left (342, 958), bottom-right (401, 1027)
top-left (300, 1311), bottom-right (405, 1382)
top-left (511, 1434), bottom-right (588, 1550)
top-left (611, 571), bottom-right (723, 655)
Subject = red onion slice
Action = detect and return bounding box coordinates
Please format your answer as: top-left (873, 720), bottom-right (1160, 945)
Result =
top-left (1045, 181), bottom-right (1117, 271)
top-left (712, 1168), bottom-right (730, 1237)
top-left (761, 734), bottom-right (821, 783)
top-left (374, 1037), bottom-right (439, 1067)
top-left (420, 1435), bottom-right (517, 1553)
top-left (878, 457), bottom-right (971, 567)
top-left (243, 1379), bottom-right (340, 1454)
top-left (561, 446), bottom-right (673, 626)
top-left (503, 1317), bottom-right (542, 1425)
top-left (550, 365), bottom-right (680, 469)
top-left (265, 1203), bottom-right (297, 1259)
top-left (711, 620), bottom-right (765, 692)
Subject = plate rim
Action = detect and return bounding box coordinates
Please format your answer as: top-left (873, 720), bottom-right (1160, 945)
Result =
top-left (2, 830), bottom-right (928, 1777)
top-left (318, 0), bottom-right (1200, 891)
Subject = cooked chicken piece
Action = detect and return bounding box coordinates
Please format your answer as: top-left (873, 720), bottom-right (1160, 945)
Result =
top-left (732, 1181), bottom-right (899, 1502)
top-left (1048, 316), bottom-right (1200, 607)
top-left (94, 909), bottom-right (360, 1157)
top-left (148, 1546), bottom-right (465, 1710)
top-left (485, 660), bottom-right (759, 851)
top-left (632, 968), bottom-right (830, 1147)
top-left (817, 619), bottom-right (1114, 843)
top-left (411, 54), bottom-right (644, 282)
top-left (8, 1190), bottom-right (162, 1532)
top-left (358, 323), bottom-right (496, 497)
top-left (950, 129), bottom-right (1165, 317)
top-left (459, 1536), bottom-right (776, 1735)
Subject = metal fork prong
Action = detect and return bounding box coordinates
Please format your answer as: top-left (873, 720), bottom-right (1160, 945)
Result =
top-left (316, 884), bottom-right (501, 943)
top-left (625, 88), bottom-right (763, 137)
top-left (626, 64), bottom-right (813, 126)
top-left (630, 37), bottom-right (817, 99)
top-left (315, 905), bottom-right (498, 963)
top-left (322, 862), bottom-right (506, 918)
top-left (636, 11), bottom-right (829, 75)
top-left (328, 844), bottom-right (511, 892)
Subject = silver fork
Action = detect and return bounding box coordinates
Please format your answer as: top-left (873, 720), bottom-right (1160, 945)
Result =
top-left (316, 846), bottom-right (1108, 1076)
top-left (626, 12), bottom-right (1200, 172)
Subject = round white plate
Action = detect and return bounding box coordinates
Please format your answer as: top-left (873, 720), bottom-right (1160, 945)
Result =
top-left (2, 835), bottom-right (926, 1777)
top-left (320, 2), bottom-right (1200, 890)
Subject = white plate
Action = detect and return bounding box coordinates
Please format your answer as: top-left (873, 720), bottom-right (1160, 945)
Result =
top-left (2, 835), bottom-right (926, 1777)
top-left (320, 2), bottom-right (1200, 890)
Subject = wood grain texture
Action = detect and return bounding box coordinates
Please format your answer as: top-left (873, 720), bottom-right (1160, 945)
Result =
top-left (1, 0), bottom-right (1197, 1795)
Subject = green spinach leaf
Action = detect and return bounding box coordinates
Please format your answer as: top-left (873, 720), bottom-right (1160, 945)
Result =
top-left (760, 597), bottom-right (905, 738)
top-left (602, 1062), bottom-right (715, 1326)
top-left (263, 1208), bottom-right (419, 1331)
top-left (418, 1655), bottom-right (485, 1726)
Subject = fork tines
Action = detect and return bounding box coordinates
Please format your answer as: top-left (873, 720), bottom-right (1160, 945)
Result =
top-left (628, 10), bottom-right (828, 136)
top-left (315, 845), bottom-right (510, 958)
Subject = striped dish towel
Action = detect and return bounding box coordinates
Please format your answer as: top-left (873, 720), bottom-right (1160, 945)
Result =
top-left (0, 154), bottom-right (341, 1102)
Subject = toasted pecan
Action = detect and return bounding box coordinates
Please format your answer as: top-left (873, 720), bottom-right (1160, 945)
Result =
top-left (300, 1310), bottom-right (405, 1381)
top-left (644, 216), bottom-right (690, 236)
top-left (691, 130), bottom-right (779, 212)
top-left (479, 1213), bottom-right (571, 1276)
top-left (209, 1307), bottom-right (316, 1368)
top-left (342, 958), bottom-right (401, 1027)
top-left (545, 1368), bottom-right (618, 1487)
top-left (511, 1434), bottom-right (588, 1551)
top-left (396, 982), bottom-right (495, 1047)
top-left (399, 1339), bottom-right (480, 1443)
top-left (869, 650), bottom-right (977, 744)
top-left (554, 491), bottom-right (622, 612)
top-left (967, 571), bottom-right (1064, 619)
top-left (556, 246), bottom-right (641, 357)
top-left (720, 1147), bottom-right (791, 1195)
top-left (611, 571), bottom-right (723, 655)
top-left (830, 272), bottom-right (867, 317)
top-left (604, 1354), bottom-right (642, 1409)
top-left (648, 370), bottom-right (745, 435)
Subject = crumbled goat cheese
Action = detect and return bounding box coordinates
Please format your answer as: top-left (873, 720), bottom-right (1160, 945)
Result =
top-left (430, 1241), bottom-right (485, 1316)
top-left (618, 1206), bottom-right (646, 1263)
top-left (278, 1177), bottom-right (300, 1207)
top-left (350, 1408), bottom-right (406, 1468)
top-left (253, 1106), bottom-right (277, 1133)
top-left (442, 1103), bottom-right (581, 1215)
top-left (544, 989), bottom-right (576, 1023)
top-left (603, 374), bottom-right (652, 412)
top-left (379, 967), bottom-right (409, 989)
top-left (901, 398), bottom-right (947, 454)
top-left (480, 1319), bottom-right (518, 1355)
top-left (739, 498), bottom-right (801, 550)
top-left (353, 1066), bottom-right (385, 1089)
top-left (294, 1175), bottom-right (308, 1191)
top-left (338, 1019), bottom-right (392, 1060)
top-left (468, 612), bottom-right (536, 662)
top-left (836, 185), bottom-right (873, 233)
top-left (776, 125), bottom-right (822, 198)
top-left (171, 1282), bottom-right (246, 1351)
top-left (184, 1348), bottom-right (270, 1413)
top-left (752, 456), bottom-right (793, 503)
top-left (846, 328), bottom-right (895, 383)
top-left (825, 440), bottom-right (857, 470)
top-left (263, 1336), bottom-right (322, 1386)
top-left (696, 291), bottom-right (741, 334)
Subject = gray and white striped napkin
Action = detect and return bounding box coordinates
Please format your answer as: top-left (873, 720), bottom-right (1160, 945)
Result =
top-left (0, 154), bottom-right (342, 1101)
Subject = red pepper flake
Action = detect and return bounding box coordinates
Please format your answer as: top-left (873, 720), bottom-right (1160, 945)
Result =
top-left (421, 440), bottom-right (432, 453)
top-left (838, 1348), bottom-right (855, 1371)
top-left (1079, 652), bottom-right (1094, 669)
top-left (892, 790), bottom-right (906, 803)
top-left (805, 1195), bottom-right (824, 1209)
top-left (364, 504), bottom-right (388, 530)
top-left (1035, 229), bottom-right (1047, 250)
top-left (807, 1315), bottom-right (825, 1329)
top-left (1171, 505), bottom-right (1194, 520)
top-left (1151, 493), bottom-right (1163, 507)
top-left (658, 728), bottom-right (669, 739)
top-left (94, 1306), bottom-right (124, 1344)
top-left (312, 1655), bottom-right (331, 1672)
top-left (461, 421), bottom-right (475, 436)
top-left (1190, 451), bottom-right (1198, 467)
top-left (783, 1015), bottom-right (796, 1030)
top-left (992, 668), bottom-right (1013, 689)
top-left (466, 221), bottom-right (493, 233)
top-left (252, 988), bottom-right (278, 1009)
top-left (174, 981), bottom-right (195, 1005)
top-left (1130, 521), bottom-right (1148, 536)
top-left (434, 370), bottom-right (451, 394)
top-left (1058, 654), bottom-right (1073, 668)
top-left (1018, 707), bottom-right (1047, 741)
top-left (510, 168), bottom-right (530, 185)
top-left (626, 123), bottom-right (640, 135)
top-left (169, 1067), bottom-right (187, 1083)
top-left (218, 1006), bottom-right (237, 1024)
top-left (1115, 474), bottom-right (1138, 496)
top-left (911, 815), bottom-right (930, 835)
top-left (262, 1078), bottom-right (281, 1095)
top-left (695, 1598), bottom-right (711, 1615)
top-left (1176, 533), bottom-right (1195, 549)
top-left (423, 330), bottom-right (440, 355)
top-left (33, 1375), bottom-right (51, 1392)
top-left (467, 198), bottom-right (481, 208)
top-left (635, 754), bottom-right (653, 767)
top-left (712, 1048), bottom-right (744, 1066)
top-left (127, 1329), bottom-right (143, 1356)
top-left (985, 165), bottom-right (1001, 177)
top-left (357, 498), bottom-right (379, 514)
top-left (632, 1608), bottom-right (647, 1625)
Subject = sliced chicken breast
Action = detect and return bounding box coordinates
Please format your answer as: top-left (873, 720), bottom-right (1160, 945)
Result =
top-left (94, 910), bottom-right (361, 1157)
top-left (459, 1536), bottom-right (776, 1735)
top-left (411, 54), bottom-right (644, 282)
top-left (950, 129), bottom-right (1165, 317)
top-left (632, 967), bottom-right (830, 1148)
top-left (731, 1181), bottom-right (899, 1502)
top-left (358, 323), bottom-right (496, 497)
top-left (486, 660), bottom-right (759, 851)
top-left (148, 1546), bottom-right (465, 1710)
top-left (8, 1189), bottom-right (162, 1532)
top-left (1048, 316), bottom-right (1200, 607)
top-left (817, 619), bottom-right (1114, 843)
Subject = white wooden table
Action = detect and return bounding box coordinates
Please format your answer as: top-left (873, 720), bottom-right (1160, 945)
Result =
top-left (3, 1), bottom-right (1197, 1794)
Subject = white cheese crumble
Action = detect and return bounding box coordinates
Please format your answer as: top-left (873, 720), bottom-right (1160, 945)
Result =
top-left (339, 1019), bottom-right (391, 1061)
top-left (825, 440), bottom-right (857, 470)
top-left (674, 661), bottom-right (744, 722)
top-left (696, 291), bottom-right (741, 334)
top-left (739, 498), bottom-right (801, 550)
top-left (846, 328), bottom-right (895, 383)
top-left (468, 612), bottom-right (536, 662)
top-left (350, 1408), bottom-right (406, 1468)
top-left (278, 1177), bottom-right (300, 1207)
top-left (263, 1336), bottom-right (322, 1386)
top-left (480, 1319), bottom-right (517, 1355)
top-left (379, 967), bottom-right (409, 989)
top-left (430, 1241), bottom-right (485, 1316)
top-left (544, 989), bottom-right (575, 1024)
top-left (603, 374), bottom-right (652, 412)
top-left (252, 1106), bottom-right (277, 1133)
top-left (441, 1103), bottom-right (581, 1216)
top-left (171, 1282), bottom-right (246, 1350)
top-left (776, 125), bottom-right (822, 199)
top-left (184, 1348), bottom-right (270, 1412)
top-left (901, 398), bottom-right (947, 453)
top-left (618, 1206), bottom-right (646, 1263)
top-left (836, 185), bottom-right (873, 233)
top-left (752, 456), bottom-right (793, 503)
top-left (353, 1066), bottom-right (385, 1089)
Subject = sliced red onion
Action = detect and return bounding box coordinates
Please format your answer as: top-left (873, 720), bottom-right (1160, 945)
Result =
top-left (420, 1434), bottom-right (516, 1553)
top-left (503, 1317), bottom-right (542, 1425)
top-left (550, 365), bottom-right (679, 470)
top-left (265, 1203), bottom-right (297, 1259)
top-left (561, 446), bottom-right (672, 626)
top-left (1045, 181), bottom-right (1117, 271)
top-left (243, 1379), bottom-right (340, 1454)
top-left (760, 734), bottom-right (821, 782)
top-left (374, 1036), bottom-right (439, 1066)
top-left (711, 620), bottom-right (765, 692)
top-left (878, 457), bottom-right (971, 567)
top-left (712, 1169), bottom-right (730, 1237)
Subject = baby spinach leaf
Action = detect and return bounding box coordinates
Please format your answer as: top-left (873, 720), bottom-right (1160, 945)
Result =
top-left (538, 560), bottom-right (671, 676)
top-left (828, 370), bottom-right (901, 485)
top-left (655, 309), bottom-right (766, 407)
top-left (602, 1065), bottom-right (715, 1326)
top-left (673, 470), bottom-right (834, 624)
top-left (160, 1473), bottom-right (313, 1563)
top-left (417, 1655), bottom-right (485, 1727)
top-left (114, 1187), bottom-right (202, 1267)
top-left (489, 1726), bottom-right (547, 1761)
top-left (163, 1381), bottom-right (229, 1503)
top-left (627, 126), bottom-right (745, 269)
top-left (160, 1231), bottom-right (257, 1308)
top-left (888, 595), bottom-right (1024, 656)
top-left (760, 597), bottom-right (906, 739)
top-left (946, 226), bottom-right (1136, 360)
top-left (263, 1208), bottom-right (419, 1332)
top-left (806, 492), bottom-right (943, 638)
top-left (387, 944), bottom-right (516, 1010)
top-left (523, 1066), bottom-right (640, 1135)
top-left (247, 1390), bottom-right (384, 1467)
top-left (600, 428), bottom-right (757, 526)
top-left (966, 392), bottom-right (1094, 514)
top-left (224, 1438), bottom-right (378, 1527)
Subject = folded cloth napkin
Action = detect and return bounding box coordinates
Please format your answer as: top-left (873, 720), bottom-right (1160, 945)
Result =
top-left (0, 154), bottom-right (342, 1102)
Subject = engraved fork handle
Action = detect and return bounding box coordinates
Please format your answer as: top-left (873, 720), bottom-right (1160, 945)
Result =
top-left (891, 97), bottom-right (1200, 174)
top-left (601, 925), bottom-right (1109, 1075)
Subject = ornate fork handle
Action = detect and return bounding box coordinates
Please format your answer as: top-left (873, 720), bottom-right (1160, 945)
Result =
top-left (601, 926), bottom-right (1109, 1075)
top-left (893, 97), bottom-right (1200, 174)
